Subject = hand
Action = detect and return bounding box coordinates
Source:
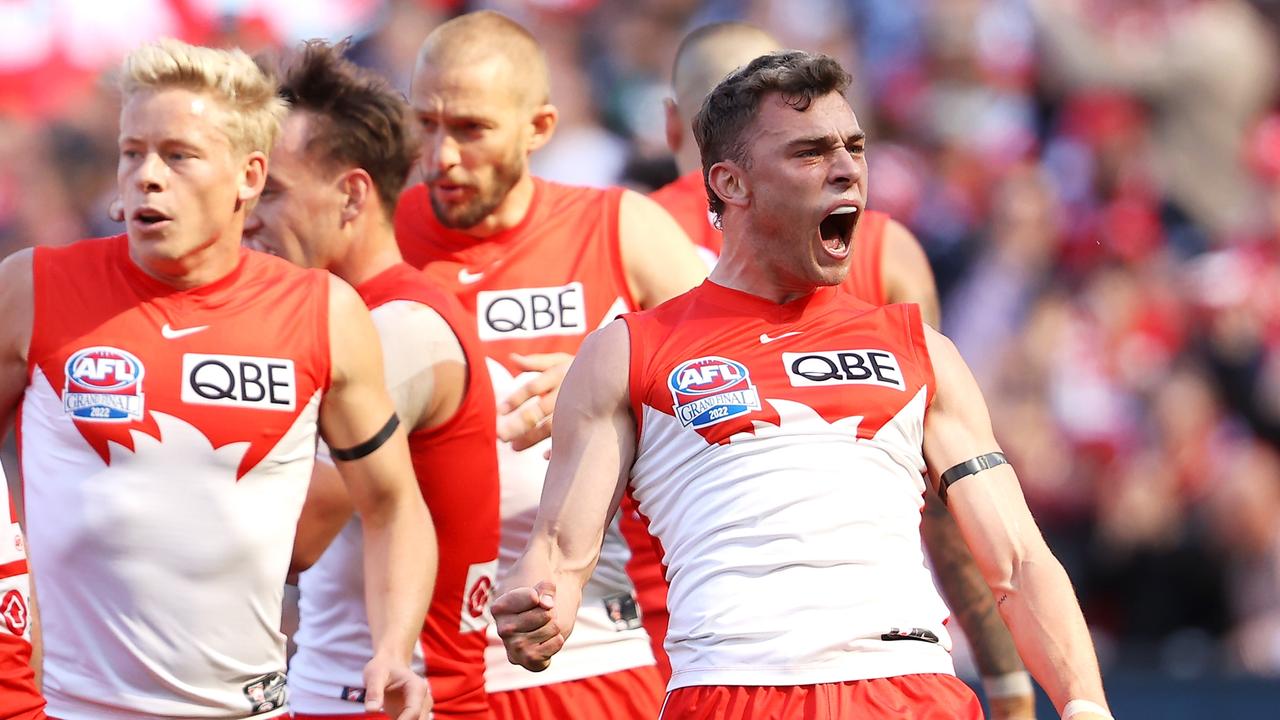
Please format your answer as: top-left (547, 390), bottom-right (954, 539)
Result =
top-left (498, 353), bottom-right (573, 451)
top-left (492, 581), bottom-right (564, 671)
top-left (989, 693), bottom-right (1038, 720)
top-left (362, 653), bottom-right (432, 720)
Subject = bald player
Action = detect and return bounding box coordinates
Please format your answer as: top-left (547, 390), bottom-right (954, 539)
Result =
top-left (393, 11), bottom-right (707, 720)
top-left (640, 22), bottom-right (1039, 720)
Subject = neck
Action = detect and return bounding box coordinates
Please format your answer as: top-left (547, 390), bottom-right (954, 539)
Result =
top-left (709, 227), bottom-right (821, 305)
top-left (129, 232), bottom-right (242, 291)
top-left (462, 173), bottom-right (536, 239)
top-left (330, 217), bottom-right (404, 288)
top-left (675, 133), bottom-right (701, 177)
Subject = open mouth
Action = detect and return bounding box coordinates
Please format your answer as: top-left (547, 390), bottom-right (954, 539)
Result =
top-left (818, 205), bottom-right (858, 258)
top-left (132, 207), bottom-right (171, 228)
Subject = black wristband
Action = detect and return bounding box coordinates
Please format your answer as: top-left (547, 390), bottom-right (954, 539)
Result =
top-left (330, 413), bottom-right (400, 462)
top-left (938, 451), bottom-right (1008, 504)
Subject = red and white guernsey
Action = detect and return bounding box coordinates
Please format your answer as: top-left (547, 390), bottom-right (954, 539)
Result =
top-left (19, 235), bottom-right (330, 718)
top-left (622, 280), bottom-right (954, 690)
top-left (0, 465), bottom-right (43, 720)
top-left (395, 179), bottom-right (654, 691)
top-left (291, 263), bottom-right (500, 718)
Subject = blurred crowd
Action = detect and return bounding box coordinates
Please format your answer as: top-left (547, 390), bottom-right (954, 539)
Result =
top-left (3, 0), bottom-right (1280, 681)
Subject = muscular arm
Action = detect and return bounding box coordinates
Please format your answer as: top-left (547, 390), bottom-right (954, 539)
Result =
top-left (319, 276), bottom-right (435, 677)
top-left (618, 189), bottom-right (708, 309)
top-left (881, 219), bottom-right (940, 328)
top-left (922, 328), bottom-right (1110, 719)
top-left (292, 300), bottom-right (464, 574)
top-left (882, 221), bottom-right (1033, 714)
top-left (0, 250), bottom-right (34, 436)
top-left (493, 321), bottom-right (634, 671)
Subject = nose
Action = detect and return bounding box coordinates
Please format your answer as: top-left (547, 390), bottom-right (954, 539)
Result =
top-left (430, 132), bottom-right (461, 175)
top-left (828, 148), bottom-right (860, 190)
top-left (136, 152), bottom-right (166, 193)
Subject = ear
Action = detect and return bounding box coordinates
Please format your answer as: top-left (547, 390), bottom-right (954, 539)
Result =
top-left (526, 103), bottom-right (559, 154)
top-left (708, 159), bottom-right (749, 212)
top-left (239, 151), bottom-right (268, 204)
top-left (664, 97), bottom-right (682, 154)
top-left (338, 168), bottom-right (374, 225)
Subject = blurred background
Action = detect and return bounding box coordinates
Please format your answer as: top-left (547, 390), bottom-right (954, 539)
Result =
top-left (3, 0), bottom-right (1280, 715)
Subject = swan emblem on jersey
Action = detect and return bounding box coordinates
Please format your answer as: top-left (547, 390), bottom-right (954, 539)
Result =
top-left (63, 346), bottom-right (146, 422)
top-left (668, 356), bottom-right (761, 429)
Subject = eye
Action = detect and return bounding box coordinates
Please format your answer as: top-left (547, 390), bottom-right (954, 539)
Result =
top-left (796, 148), bottom-right (821, 158)
top-left (419, 117), bottom-right (439, 132)
top-left (168, 151), bottom-right (192, 162)
top-left (121, 149), bottom-right (142, 160)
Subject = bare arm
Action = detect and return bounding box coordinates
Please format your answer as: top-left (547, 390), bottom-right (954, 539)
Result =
top-left (880, 219), bottom-right (941, 328)
top-left (289, 459), bottom-right (353, 574)
top-left (0, 250), bottom-right (34, 436)
top-left (618, 189), bottom-right (708, 309)
top-left (319, 276), bottom-right (434, 719)
top-left (493, 320), bottom-right (634, 671)
top-left (291, 301), bottom-right (465, 574)
top-left (882, 221), bottom-right (1034, 717)
top-left (922, 328), bottom-right (1110, 719)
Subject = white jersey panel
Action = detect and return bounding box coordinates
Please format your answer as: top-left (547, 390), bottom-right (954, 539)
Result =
top-left (483, 359), bottom-right (653, 692)
top-left (631, 390), bottom-right (954, 690)
top-left (22, 368), bottom-right (319, 719)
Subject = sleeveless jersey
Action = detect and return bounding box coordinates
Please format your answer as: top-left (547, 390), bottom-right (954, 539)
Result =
top-left (19, 235), bottom-right (330, 719)
top-left (0, 465), bottom-right (44, 720)
top-left (395, 178), bottom-right (655, 691)
top-left (291, 263), bottom-right (500, 717)
top-left (622, 280), bottom-right (954, 690)
top-left (648, 170), bottom-right (889, 304)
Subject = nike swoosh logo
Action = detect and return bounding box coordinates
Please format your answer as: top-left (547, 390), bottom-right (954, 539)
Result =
top-left (759, 331), bottom-right (802, 344)
top-left (161, 323), bottom-right (209, 340)
top-left (457, 268), bottom-right (485, 284)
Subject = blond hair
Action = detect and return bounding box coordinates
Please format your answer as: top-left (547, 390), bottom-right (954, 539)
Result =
top-left (120, 38), bottom-right (286, 155)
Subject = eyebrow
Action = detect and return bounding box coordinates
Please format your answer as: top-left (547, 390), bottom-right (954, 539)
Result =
top-left (785, 131), bottom-right (867, 150)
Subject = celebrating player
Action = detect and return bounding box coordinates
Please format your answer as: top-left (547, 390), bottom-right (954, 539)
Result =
top-left (495, 51), bottom-right (1113, 720)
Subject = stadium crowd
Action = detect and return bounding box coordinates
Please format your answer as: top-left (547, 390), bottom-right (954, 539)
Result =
top-left (2, 0), bottom-right (1279, 698)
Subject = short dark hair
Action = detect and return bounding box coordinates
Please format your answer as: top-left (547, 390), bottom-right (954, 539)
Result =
top-left (277, 40), bottom-right (421, 218)
top-left (692, 51), bottom-right (851, 221)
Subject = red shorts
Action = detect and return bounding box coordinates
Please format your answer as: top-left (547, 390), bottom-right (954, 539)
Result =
top-left (659, 674), bottom-right (982, 720)
top-left (488, 665), bottom-right (665, 720)
top-left (293, 707), bottom-right (491, 712)
top-left (292, 714), bottom-right (387, 720)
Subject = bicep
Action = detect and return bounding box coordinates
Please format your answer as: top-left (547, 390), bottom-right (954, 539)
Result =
top-left (369, 301), bottom-right (466, 432)
top-left (618, 190), bottom-right (707, 309)
top-left (922, 328), bottom-right (1044, 578)
top-left (533, 321), bottom-right (635, 568)
top-left (319, 277), bottom-right (415, 513)
top-left (881, 219), bottom-right (940, 328)
top-left (0, 250), bottom-right (33, 434)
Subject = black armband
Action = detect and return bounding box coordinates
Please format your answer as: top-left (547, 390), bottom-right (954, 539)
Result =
top-left (938, 451), bottom-right (1008, 504)
top-left (330, 413), bottom-right (400, 462)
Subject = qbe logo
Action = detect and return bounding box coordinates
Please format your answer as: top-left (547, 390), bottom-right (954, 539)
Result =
top-left (63, 346), bottom-right (146, 422)
top-left (181, 354), bottom-right (296, 411)
top-left (475, 282), bottom-right (586, 341)
top-left (782, 349), bottom-right (905, 390)
top-left (668, 356), bottom-right (761, 429)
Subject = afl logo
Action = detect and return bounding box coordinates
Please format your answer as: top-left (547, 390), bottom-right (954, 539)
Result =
top-left (63, 346), bottom-right (146, 422)
top-left (668, 356), bottom-right (761, 429)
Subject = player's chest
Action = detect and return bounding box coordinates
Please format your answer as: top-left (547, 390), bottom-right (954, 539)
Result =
top-left (648, 332), bottom-right (928, 444)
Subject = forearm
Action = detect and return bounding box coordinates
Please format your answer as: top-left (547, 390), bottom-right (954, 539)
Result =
top-left (362, 493), bottom-right (436, 662)
top-left (921, 494), bottom-right (1024, 676)
top-left (997, 550), bottom-right (1107, 714)
top-left (507, 535), bottom-right (591, 638)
